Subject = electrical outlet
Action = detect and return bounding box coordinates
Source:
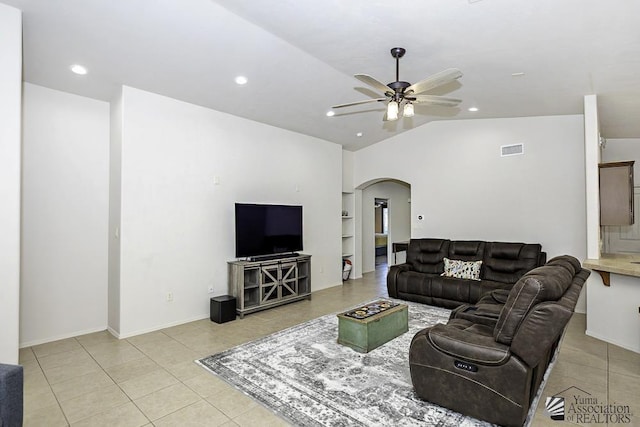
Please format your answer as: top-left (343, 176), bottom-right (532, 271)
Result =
top-left (166, 292), bottom-right (173, 302)
top-left (208, 286), bottom-right (214, 293)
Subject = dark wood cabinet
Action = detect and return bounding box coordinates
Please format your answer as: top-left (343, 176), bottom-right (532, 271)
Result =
top-left (599, 161), bottom-right (635, 226)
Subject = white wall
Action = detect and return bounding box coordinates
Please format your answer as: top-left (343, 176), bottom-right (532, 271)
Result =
top-left (342, 150), bottom-right (354, 191)
top-left (21, 84), bottom-right (110, 346)
top-left (108, 89), bottom-right (123, 334)
top-left (587, 273), bottom-right (640, 353)
top-left (354, 115), bottom-right (587, 259)
top-left (586, 130), bottom-right (640, 353)
top-left (0, 3), bottom-right (22, 364)
top-left (361, 182), bottom-right (411, 273)
top-left (116, 86), bottom-right (342, 337)
top-left (584, 95), bottom-right (601, 259)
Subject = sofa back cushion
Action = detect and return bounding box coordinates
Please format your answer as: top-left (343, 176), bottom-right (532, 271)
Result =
top-left (448, 240), bottom-right (485, 261)
top-left (482, 242), bottom-right (543, 284)
top-left (407, 239), bottom-right (450, 274)
top-left (494, 261), bottom-right (576, 345)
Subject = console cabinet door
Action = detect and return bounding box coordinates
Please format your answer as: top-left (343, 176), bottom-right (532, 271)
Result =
top-left (600, 161), bottom-right (635, 226)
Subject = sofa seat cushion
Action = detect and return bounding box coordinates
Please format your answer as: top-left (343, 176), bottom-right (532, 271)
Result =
top-left (429, 276), bottom-right (471, 303)
top-left (396, 270), bottom-right (431, 295)
top-left (427, 320), bottom-right (510, 365)
top-left (469, 279), bottom-right (513, 302)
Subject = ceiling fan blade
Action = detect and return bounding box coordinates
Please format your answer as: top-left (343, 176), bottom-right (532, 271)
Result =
top-left (411, 95), bottom-right (462, 107)
top-left (354, 74), bottom-right (393, 95)
top-left (405, 68), bottom-right (463, 95)
top-left (331, 98), bottom-right (387, 109)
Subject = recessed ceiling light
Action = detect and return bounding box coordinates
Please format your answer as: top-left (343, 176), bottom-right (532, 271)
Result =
top-left (70, 64), bottom-right (87, 75)
top-left (326, 111), bottom-right (335, 117)
top-left (356, 132), bottom-right (363, 137)
top-left (511, 72), bottom-right (525, 77)
top-left (468, 107), bottom-right (479, 112)
top-left (234, 76), bottom-right (248, 85)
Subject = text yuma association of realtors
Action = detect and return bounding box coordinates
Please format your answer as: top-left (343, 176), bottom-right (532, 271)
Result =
top-left (567, 396), bottom-right (632, 424)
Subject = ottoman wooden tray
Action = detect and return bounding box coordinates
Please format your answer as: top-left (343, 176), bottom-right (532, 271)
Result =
top-left (337, 300), bottom-right (408, 353)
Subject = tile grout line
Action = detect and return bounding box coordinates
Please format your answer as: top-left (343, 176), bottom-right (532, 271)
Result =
top-left (33, 346), bottom-right (72, 427)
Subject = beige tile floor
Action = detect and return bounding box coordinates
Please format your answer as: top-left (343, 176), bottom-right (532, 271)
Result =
top-left (19, 265), bottom-right (640, 426)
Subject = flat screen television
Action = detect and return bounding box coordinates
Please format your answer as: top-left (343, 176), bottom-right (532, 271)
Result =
top-left (235, 203), bottom-right (303, 258)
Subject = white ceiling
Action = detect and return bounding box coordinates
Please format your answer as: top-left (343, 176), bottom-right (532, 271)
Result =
top-left (3, 0), bottom-right (640, 150)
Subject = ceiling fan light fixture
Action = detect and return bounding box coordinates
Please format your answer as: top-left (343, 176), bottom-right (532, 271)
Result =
top-left (403, 102), bottom-right (414, 118)
top-left (387, 101), bottom-right (399, 121)
top-left (326, 110), bottom-right (335, 117)
top-left (331, 48), bottom-right (463, 122)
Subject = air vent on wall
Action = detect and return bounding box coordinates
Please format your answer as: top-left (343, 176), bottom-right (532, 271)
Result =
top-left (501, 143), bottom-right (524, 157)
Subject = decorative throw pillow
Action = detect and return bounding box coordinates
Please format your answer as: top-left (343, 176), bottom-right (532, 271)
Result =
top-left (441, 258), bottom-right (482, 280)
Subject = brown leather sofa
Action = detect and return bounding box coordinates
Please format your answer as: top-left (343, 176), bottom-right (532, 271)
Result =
top-left (387, 238), bottom-right (546, 308)
top-left (409, 255), bottom-right (590, 427)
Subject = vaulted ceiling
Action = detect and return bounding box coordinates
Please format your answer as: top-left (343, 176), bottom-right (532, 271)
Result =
top-left (3, 0), bottom-right (640, 150)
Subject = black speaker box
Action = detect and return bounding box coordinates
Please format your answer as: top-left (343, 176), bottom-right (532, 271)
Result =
top-left (210, 295), bottom-right (236, 324)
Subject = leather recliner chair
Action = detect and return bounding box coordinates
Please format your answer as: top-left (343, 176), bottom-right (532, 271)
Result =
top-left (409, 255), bottom-right (590, 427)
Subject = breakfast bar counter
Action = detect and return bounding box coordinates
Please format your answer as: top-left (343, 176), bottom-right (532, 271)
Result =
top-left (583, 253), bottom-right (640, 286)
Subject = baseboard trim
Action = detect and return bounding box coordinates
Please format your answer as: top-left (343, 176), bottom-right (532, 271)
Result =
top-left (585, 329), bottom-right (640, 354)
top-left (19, 325), bottom-right (108, 348)
top-left (116, 313), bottom-right (210, 339)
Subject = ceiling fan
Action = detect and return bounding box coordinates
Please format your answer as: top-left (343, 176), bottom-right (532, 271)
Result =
top-left (332, 47), bottom-right (463, 121)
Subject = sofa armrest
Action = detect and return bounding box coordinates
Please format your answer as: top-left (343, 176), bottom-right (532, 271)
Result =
top-left (387, 263), bottom-right (411, 298)
top-left (510, 303), bottom-right (572, 367)
top-left (426, 323), bottom-right (510, 365)
top-left (450, 304), bottom-right (502, 328)
top-left (478, 289), bottom-right (510, 305)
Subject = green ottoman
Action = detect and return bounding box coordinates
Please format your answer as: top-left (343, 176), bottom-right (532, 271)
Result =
top-left (337, 301), bottom-right (408, 353)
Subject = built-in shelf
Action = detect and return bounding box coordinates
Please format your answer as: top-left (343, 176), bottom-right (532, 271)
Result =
top-left (342, 191), bottom-right (355, 280)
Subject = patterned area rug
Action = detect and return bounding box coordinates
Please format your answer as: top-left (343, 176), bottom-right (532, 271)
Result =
top-left (197, 300), bottom-right (546, 426)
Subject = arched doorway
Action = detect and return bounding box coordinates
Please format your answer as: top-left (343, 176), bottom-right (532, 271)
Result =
top-left (355, 178), bottom-right (411, 276)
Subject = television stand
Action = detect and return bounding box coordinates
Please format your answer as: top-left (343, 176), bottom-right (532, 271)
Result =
top-left (229, 254), bottom-right (311, 318)
top-left (248, 252), bottom-right (300, 262)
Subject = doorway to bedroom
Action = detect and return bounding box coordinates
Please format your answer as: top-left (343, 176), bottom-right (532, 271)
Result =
top-left (374, 198), bottom-right (389, 268)
top-left (358, 179), bottom-right (411, 277)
